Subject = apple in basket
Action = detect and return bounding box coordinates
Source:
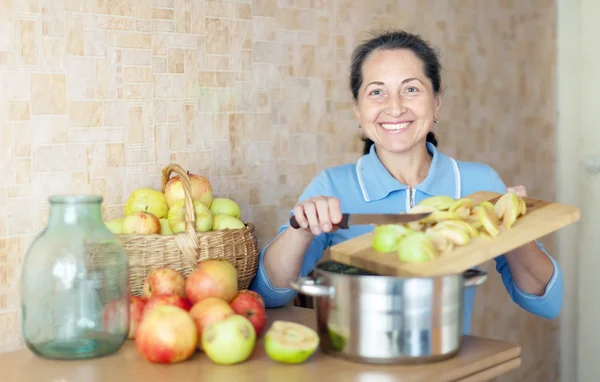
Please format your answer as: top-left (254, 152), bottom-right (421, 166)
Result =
top-left (167, 199), bottom-right (213, 234)
top-left (164, 172), bottom-right (213, 209)
top-left (143, 268), bottom-right (186, 299)
top-left (185, 259), bottom-right (238, 304)
top-left (124, 188), bottom-right (169, 219)
top-left (122, 211), bottom-right (161, 235)
top-left (209, 198), bottom-right (242, 219)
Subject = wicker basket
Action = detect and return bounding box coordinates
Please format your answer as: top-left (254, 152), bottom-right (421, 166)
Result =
top-left (116, 163), bottom-right (260, 297)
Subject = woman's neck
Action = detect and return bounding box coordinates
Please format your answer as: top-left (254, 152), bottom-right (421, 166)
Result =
top-left (375, 142), bottom-right (433, 188)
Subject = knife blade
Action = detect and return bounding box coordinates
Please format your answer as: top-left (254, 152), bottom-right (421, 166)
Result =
top-left (289, 212), bottom-right (432, 230)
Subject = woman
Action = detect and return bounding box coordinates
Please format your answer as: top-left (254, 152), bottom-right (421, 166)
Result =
top-left (249, 30), bottom-right (563, 333)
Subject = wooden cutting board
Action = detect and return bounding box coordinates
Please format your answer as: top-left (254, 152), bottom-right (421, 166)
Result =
top-left (329, 191), bottom-right (580, 277)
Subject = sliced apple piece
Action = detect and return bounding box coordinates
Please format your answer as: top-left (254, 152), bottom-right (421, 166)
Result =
top-left (420, 211), bottom-right (460, 225)
top-left (435, 220), bottom-right (479, 238)
top-left (425, 228), bottom-right (455, 255)
top-left (417, 195), bottom-right (456, 211)
top-left (519, 198), bottom-right (527, 216)
top-left (501, 193), bottom-right (522, 229)
top-left (397, 231), bottom-right (439, 263)
top-left (479, 204), bottom-right (500, 237)
top-left (449, 198), bottom-right (474, 213)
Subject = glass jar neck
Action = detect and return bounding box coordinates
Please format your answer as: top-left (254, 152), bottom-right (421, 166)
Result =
top-left (47, 196), bottom-right (104, 228)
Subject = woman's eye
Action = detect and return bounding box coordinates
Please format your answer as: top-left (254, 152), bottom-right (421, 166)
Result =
top-left (370, 89), bottom-right (382, 96)
top-left (405, 86), bottom-right (419, 93)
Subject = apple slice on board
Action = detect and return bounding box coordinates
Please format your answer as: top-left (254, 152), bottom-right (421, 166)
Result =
top-left (328, 191), bottom-right (580, 277)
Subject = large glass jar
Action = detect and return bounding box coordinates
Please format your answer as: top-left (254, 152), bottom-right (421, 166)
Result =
top-left (21, 195), bottom-right (130, 360)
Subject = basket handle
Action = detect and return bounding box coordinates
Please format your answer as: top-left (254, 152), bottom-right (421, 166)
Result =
top-left (161, 163), bottom-right (201, 269)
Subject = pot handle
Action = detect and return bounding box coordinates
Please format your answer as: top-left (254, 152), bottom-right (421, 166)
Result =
top-left (463, 269), bottom-right (488, 288)
top-left (289, 277), bottom-right (333, 297)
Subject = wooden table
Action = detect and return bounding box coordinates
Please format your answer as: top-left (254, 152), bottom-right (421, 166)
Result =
top-left (1, 306), bottom-right (521, 382)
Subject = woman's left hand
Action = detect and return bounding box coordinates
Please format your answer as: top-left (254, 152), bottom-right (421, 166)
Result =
top-left (507, 185), bottom-right (527, 198)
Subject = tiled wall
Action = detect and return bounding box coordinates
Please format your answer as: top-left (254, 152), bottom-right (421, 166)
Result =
top-left (0, 0), bottom-right (557, 380)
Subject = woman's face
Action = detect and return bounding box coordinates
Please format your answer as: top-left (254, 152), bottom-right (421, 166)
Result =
top-left (354, 48), bottom-right (441, 154)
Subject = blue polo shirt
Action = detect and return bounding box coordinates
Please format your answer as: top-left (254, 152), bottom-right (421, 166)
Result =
top-left (250, 143), bottom-right (564, 333)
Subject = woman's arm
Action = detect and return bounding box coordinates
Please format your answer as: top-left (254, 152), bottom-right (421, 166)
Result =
top-left (249, 171), bottom-right (334, 308)
top-left (488, 170), bottom-right (564, 319)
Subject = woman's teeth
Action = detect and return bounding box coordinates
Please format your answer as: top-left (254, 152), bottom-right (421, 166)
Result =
top-left (381, 122), bottom-right (411, 131)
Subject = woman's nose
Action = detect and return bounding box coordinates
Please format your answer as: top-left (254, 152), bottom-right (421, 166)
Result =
top-left (385, 95), bottom-right (404, 117)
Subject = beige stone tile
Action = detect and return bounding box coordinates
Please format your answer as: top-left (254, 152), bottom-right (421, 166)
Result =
top-left (152, 8), bottom-right (174, 20)
top-left (106, 143), bottom-right (125, 166)
top-left (127, 105), bottom-right (146, 145)
top-left (206, 18), bottom-right (229, 55)
top-left (251, 0), bottom-right (276, 16)
top-left (97, 0), bottom-right (134, 16)
top-left (0, 311), bottom-right (23, 353)
top-left (67, 56), bottom-right (96, 99)
top-left (198, 71), bottom-right (236, 87)
top-left (32, 145), bottom-right (85, 172)
top-left (96, 58), bottom-right (108, 98)
top-left (41, 37), bottom-right (65, 70)
top-left (68, 101), bottom-right (102, 127)
top-left (40, 0), bottom-right (65, 38)
top-left (8, 101), bottom-right (30, 121)
top-left (18, 18), bottom-right (37, 67)
top-left (110, 32), bottom-right (151, 49)
top-left (167, 48), bottom-right (184, 73)
top-left (66, 0), bottom-right (95, 12)
top-left (190, 0), bottom-right (204, 34)
top-left (175, 0), bottom-right (191, 33)
top-left (124, 66), bottom-right (152, 82)
top-left (30, 73), bottom-right (66, 115)
top-left (206, 0), bottom-right (233, 17)
top-left (65, 13), bottom-right (83, 55)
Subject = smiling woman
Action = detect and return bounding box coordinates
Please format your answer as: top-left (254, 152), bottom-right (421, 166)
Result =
top-left (249, 29), bottom-right (564, 335)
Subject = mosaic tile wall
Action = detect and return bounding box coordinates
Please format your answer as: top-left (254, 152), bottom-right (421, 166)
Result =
top-left (0, 0), bottom-right (557, 380)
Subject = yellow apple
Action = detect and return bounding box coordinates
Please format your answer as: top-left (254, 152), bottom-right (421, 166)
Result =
top-left (209, 198), bottom-right (241, 219)
top-left (159, 219), bottom-right (173, 235)
top-left (168, 199), bottom-right (213, 234)
top-left (105, 218), bottom-right (124, 234)
top-left (212, 214), bottom-right (245, 231)
top-left (122, 211), bottom-right (161, 235)
top-left (125, 188), bottom-right (169, 219)
top-left (164, 173), bottom-right (213, 209)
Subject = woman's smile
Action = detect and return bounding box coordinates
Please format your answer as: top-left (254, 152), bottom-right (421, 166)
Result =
top-left (378, 121), bottom-right (413, 134)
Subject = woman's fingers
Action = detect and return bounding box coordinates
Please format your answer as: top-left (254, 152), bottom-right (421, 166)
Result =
top-left (292, 196), bottom-right (343, 235)
top-left (507, 185), bottom-right (528, 198)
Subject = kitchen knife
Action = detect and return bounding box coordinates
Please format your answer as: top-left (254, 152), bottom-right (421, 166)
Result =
top-left (289, 212), bottom-right (432, 230)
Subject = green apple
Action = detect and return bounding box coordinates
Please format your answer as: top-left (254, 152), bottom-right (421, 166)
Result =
top-left (372, 224), bottom-right (409, 253)
top-left (124, 188), bottom-right (169, 219)
top-left (159, 218), bottom-right (173, 235)
top-left (209, 198), bottom-right (241, 219)
top-left (264, 321), bottom-right (319, 364)
top-left (396, 231), bottom-right (439, 263)
top-left (202, 314), bottom-right (256, 365)
top-left (167, 199), bottom-right (213, 234)
top-left (105, 218), bottom-right (124, 234)
top-left (212, 214), bottom-right (245, 231)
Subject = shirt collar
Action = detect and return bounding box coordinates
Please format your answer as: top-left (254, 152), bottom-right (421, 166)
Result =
top-left (356, 142), bottom-right (458, 202)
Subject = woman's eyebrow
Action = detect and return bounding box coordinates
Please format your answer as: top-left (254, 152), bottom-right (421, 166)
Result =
top-left (365, 77), bottom-right (422, 87)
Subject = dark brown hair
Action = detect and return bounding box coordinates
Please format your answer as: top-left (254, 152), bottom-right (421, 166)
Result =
top-left (349, 30), bottom-right (442, 155)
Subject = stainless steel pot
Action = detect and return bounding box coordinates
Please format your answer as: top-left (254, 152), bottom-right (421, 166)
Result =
top-left (289, 260), bottom-right (488, 364)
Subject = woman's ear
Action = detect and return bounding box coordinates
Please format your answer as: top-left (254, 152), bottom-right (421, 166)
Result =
top-left (353, 100), bottom-right (360, 123)
top-left (434, 94), bottom-right (442, 118)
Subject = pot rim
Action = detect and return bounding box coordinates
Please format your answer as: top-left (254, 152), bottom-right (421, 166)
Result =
top-left (313, 260), bottom-right (480, 281)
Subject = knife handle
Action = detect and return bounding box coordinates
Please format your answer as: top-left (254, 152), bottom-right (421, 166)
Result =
top-left (289, 214), bottom-right (350, 230)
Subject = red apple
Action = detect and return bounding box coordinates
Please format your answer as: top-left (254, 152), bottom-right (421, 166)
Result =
top-left (189, 297), bottom-right (235, 349)
top-left (102, 297), bottom-right (129, 334)
top-left (122, 211), bottom-right (161, 235)
top-left (185, 259), bottom-right (238, 304)
top-left (230, 291), bottom-right (268, 336)
top-left (135, 305), bottom-right (198, 364)
top-left (143, 294), bottom-right (193, 316)
top-left (164, 172), bottom-right (213, 208)
top-left (128, 295), bottom-right (148, 340)
top-left (143, 267), bottom-right (186, 299)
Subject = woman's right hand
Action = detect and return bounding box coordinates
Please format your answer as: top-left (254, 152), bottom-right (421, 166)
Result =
top-left (291, 196), bottom-right (343, 236)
